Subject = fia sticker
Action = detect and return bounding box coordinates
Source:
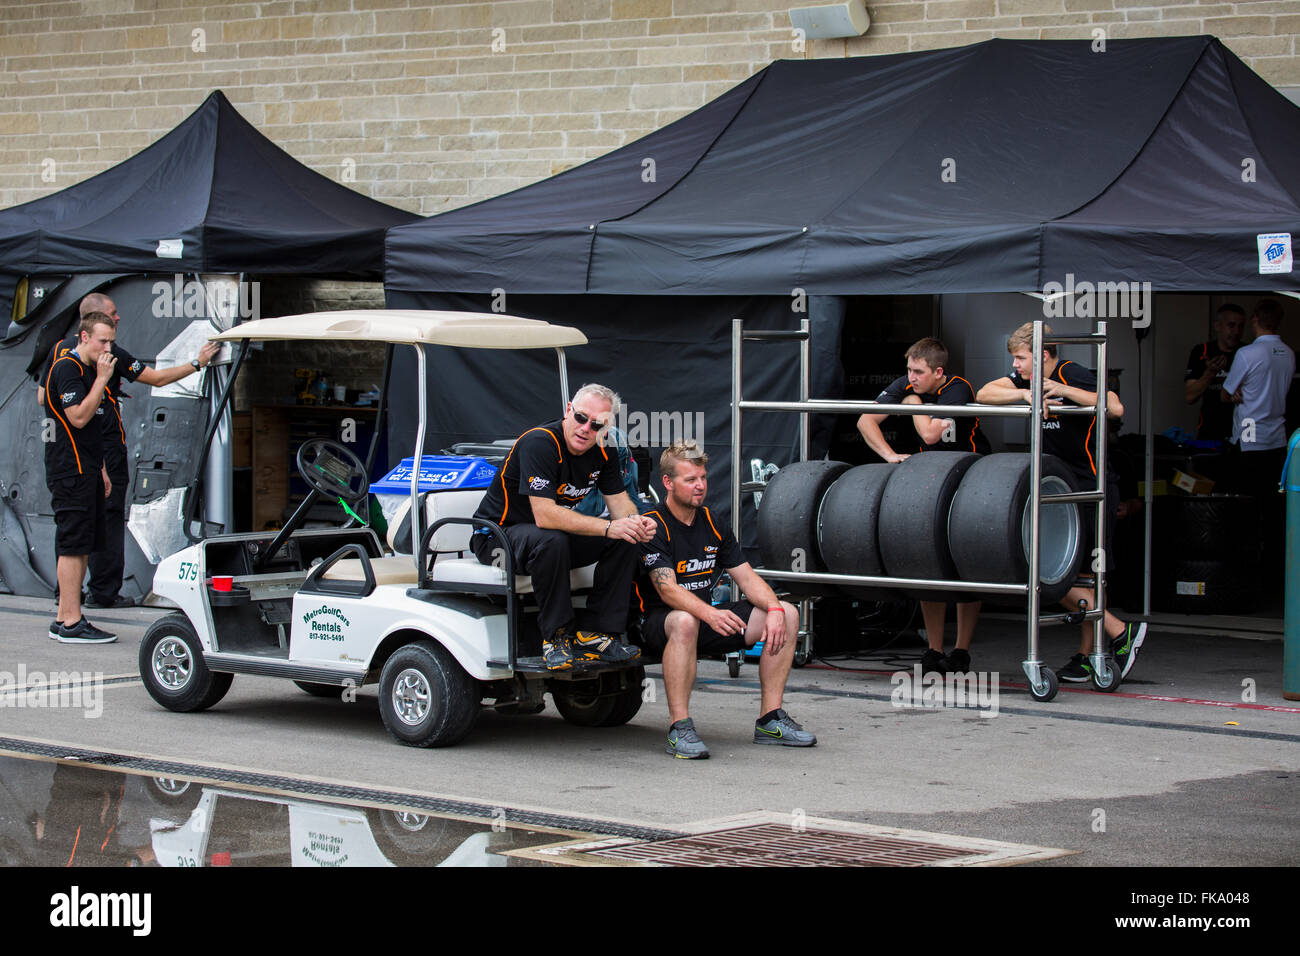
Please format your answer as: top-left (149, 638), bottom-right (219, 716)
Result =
top-left (1257, 233), bottom-right (1292, 274)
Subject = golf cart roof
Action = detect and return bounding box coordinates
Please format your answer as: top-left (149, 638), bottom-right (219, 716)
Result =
top-left (210, 309), bottom-right (588, 348)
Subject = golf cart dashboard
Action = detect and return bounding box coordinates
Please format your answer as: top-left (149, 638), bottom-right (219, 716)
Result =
top-left (203, 528), bottom-right (383, 578)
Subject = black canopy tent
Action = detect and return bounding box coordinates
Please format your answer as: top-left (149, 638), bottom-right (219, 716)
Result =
top-left (0, 91), bottom-right (418, 598)
top-left (385, 36), bottom-right (1300, 536)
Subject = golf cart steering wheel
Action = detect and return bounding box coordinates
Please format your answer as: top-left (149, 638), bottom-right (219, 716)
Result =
top-left (296, 439), bottom-right (369, 505)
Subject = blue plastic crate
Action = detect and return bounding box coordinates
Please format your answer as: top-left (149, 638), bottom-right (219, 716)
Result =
top-left (370, 455), bottom-right (497, 495)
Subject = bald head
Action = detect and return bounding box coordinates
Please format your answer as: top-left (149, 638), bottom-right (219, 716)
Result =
top-left (79, 293), bottom-right (118, 324)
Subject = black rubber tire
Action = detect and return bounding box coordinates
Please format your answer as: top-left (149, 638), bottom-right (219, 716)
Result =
top-left (1028, 666), bottom-right (1059, 702)
top-left (1153, 494), bottom-right (1259, 561)
top-left (552, 667), bottom-right (645, 727)
top-left (877, 452), bottom-right (979, 601)
top-left (598, 666), bottom-right (646, 727)
top-left (378, 641), bottom-right (480, 748)
top-left (294, 681), bottom-right (344, 698)
top-left (364, 808), bottom-right (451, 866)
top-left (1091, 656), bottom-right (1122, 692)
top-left (756, 460), bottom-right (851, 596)
top-left (1151, 558), bottom-right (1260, 615)
top-left (727, 657), bottom-right (742, 678)
top-left (948, 453), bottom-right (1084, 606)
top-left (817, 463), bottom-right (902, 602)
top-left (551, 677), bottom-right (615, 726)
top-left (139, 612), bottom-right (233, 712)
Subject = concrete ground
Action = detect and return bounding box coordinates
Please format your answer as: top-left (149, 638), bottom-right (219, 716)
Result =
top-left (0, 592), bottom-right (1295, 869)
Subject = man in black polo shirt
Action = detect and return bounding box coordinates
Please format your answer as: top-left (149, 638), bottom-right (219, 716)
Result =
top-left (977, 321), bottom-right (1147, 684)
top-left (38, 291), bottom-right (219, 608)
top-left (856, 337), bottom-right (989, 676)
top-left (1184, 303), bottom-right (1245, 443)
top-left (636, 440), bottom-right (815, 759)
top-left (44, 312), bottom-right (117, 644)
top-left (470, 383), bottom-right (656, 671)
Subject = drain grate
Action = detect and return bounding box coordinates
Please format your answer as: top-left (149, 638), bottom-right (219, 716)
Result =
top-left (588, 824), bottom-right (984, 867)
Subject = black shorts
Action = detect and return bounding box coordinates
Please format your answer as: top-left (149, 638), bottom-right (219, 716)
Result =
top-left (49, 473), bottom-right (106, 557)
top-left (640, 600), bottom-right (756, 655)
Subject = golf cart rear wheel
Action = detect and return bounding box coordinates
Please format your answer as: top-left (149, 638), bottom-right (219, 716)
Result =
top-left (553, 667), bottom-right (645, 727)
top-left (139, 613), bottom-right (233, 712)
top-left (378, 641), bottom-right (479, 748)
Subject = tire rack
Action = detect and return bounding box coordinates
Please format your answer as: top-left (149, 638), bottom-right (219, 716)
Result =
top-left (731, 318), bottom-right (1116, 701)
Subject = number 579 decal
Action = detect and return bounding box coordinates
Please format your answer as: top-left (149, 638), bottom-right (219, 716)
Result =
top-left (177, 561), bottom-right (200, 582)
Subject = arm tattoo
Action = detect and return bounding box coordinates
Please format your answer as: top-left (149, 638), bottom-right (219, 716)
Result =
top-left (650, 567), bottom-right (675, 589)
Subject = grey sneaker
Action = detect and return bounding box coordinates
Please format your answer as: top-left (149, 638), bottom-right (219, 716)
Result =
top-left (56, 618), bottom-right (117, 644)
top-left (49, 620), bottom-right (62, 641)
top-left (754, 709), bottom-right (816, 747)
top-left (666, 718), bottom-right (710, 759)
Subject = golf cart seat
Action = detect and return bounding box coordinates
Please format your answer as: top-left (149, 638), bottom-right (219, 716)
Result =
top-left (320, 488), bottom-right (597, 594)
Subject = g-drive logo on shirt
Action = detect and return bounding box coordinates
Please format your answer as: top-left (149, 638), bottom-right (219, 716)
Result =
top-left (528, 476), bottom-right (548, 490)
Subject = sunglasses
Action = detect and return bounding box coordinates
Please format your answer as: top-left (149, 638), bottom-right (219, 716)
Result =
top-left (571, 409), bottom-right (608, 431)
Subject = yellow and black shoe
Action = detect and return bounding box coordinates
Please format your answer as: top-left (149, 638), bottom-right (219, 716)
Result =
top-left (572, 630), bottom-right (641, 664)
top-left (542, 628), bottom-right (576, 671)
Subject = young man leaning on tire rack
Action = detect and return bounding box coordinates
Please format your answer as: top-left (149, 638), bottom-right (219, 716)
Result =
top-left (976, 322), bottom-right (1147, 684)
top-left (856, 337), bottom-right (989, 677)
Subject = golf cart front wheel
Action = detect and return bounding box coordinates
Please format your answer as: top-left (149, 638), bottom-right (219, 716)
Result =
top-left (139, 613), bottom-right (233, 712)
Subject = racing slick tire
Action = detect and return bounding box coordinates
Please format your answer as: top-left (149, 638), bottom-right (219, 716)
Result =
top-left (877, 452), bottom-right (979, 601)
top-left (756, 460), bottom-right (852, 597)
top-left (948, 453), bottom-right (1083, 606)
top-left (817, 463), bottom-right (903, 602)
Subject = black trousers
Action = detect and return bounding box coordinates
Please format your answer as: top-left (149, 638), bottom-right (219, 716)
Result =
top-left (87, 468), bottom-right (127, 603)
top-left (471, 524), bottom-right (639, 640)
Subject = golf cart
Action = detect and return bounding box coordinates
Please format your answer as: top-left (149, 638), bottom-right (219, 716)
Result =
top-left (140, 310), bottom-right (646, 747)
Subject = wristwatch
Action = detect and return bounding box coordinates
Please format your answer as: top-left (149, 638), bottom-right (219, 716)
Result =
top-left (190, 359), bottom-right (201, 370)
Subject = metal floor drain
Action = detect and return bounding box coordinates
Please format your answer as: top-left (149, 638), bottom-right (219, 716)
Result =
top-left (587, 823), bottom-right (984, 867)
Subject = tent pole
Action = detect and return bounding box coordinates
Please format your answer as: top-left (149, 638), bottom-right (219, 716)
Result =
top-left (1143, 305), bottom-right (1156, 616)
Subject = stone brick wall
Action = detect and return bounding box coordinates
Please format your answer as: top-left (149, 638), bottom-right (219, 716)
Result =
top-left (1, 1), bottom-right (1298, 215)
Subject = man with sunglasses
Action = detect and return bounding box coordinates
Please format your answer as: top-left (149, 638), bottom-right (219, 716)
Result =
top-left (470, 384), bottom-right (657, 670)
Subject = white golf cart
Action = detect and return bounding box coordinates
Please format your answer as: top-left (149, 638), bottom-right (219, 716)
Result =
top-left (140, 310), bottom-right (646, 747)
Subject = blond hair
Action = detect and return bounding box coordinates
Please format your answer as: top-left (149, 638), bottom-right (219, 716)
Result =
top-left (660, 439), bottom-right (708, 478)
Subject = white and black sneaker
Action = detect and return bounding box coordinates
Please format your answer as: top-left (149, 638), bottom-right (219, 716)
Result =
top-left (56, 618), bottom-right (117, 644)
top-left (1111, 622), bottom-right (1148, 680)
top-left (49, 620), bottom-right (62, 641)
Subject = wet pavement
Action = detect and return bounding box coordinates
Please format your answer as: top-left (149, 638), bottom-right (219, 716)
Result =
top-left (0, 754), bottom-right (571, 867)
top-left (0, 593), bottom-right (1296, 869)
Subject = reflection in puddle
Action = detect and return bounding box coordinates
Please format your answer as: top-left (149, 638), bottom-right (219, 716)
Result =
top-left (0, 755), bottom-right (563, 867)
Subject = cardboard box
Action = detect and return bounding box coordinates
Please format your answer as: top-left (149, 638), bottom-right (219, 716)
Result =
top-left (1171, 468), bottom-right (1215, 496)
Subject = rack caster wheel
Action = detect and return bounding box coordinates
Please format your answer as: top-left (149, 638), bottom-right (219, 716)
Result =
top-left (1028, 666), bottom-right (1059, 702)
top-left (1091, 659), bottom-right (1122, 693)
top-left (727, 657), bottom-right (742, 678)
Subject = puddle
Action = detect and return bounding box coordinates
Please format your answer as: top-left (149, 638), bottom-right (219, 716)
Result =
top-left (0, 754), bottom-right (570, 867)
